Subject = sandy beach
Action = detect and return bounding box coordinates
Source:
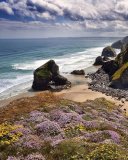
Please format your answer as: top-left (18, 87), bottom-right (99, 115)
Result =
top-left (0, 65), bottom-right (127, 114)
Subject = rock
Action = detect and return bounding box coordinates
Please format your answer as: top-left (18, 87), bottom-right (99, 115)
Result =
top-left (71, 70), bottom-right (85, 75)
top-left (85, 75), bottom-right (89, 78)
top-left (109, 62), bottom-right (128, 89)
top-left (102, 44), bottom-right (128, 78)
top-left (102, 60), bottom-right (118, 77)
top-left (32, 60), bottom-right (71, 91)
top-left (101, 46), bottom-right (116, 57)
top-left (122, 36), bottom-right (128, 43)
top-left (93, 56), bottom-right (103, 66)
top-left (111, 40), bottom-right (123, 49)
top-left (103, 56), bottom-right (110, 61)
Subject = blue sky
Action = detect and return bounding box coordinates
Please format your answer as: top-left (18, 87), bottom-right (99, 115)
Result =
top-left (0, 0), bottom-right (128, 38)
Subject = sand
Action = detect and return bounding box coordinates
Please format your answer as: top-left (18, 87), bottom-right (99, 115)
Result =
top-left (56, 84), bottom-right (128, 114)
top-left (0, 65), bottom-right (128, 114)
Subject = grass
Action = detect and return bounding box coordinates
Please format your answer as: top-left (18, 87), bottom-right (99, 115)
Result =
top-left (112, 62), bottom-right (128, 80)
top-left (35, 67), bottom-right (50, 79)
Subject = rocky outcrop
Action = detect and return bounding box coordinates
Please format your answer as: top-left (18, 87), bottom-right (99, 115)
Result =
top-left (32, 60), bottom-right (71, 91)
top-left (71, 70), bottom-right (85, 75)
top-left (110, 62), bottom-right (128, 89)
top-left (101, 44), bottom-right (128, 77)
top-left (122, 36), bottom-right (128, 43)
top-left (111, 36), bottom-right (128, 49)
top-left (111, 40), bottom-right (123, 49)
top-left (93, 56), bottom-right (103, 66)
top-left (101, 46), bottom-right (116, 57)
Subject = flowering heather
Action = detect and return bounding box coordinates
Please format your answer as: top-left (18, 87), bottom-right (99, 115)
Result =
top-left (1, 95), bottom-right (128, 160)
top-left (7, 153), bottom-right (45, 160)
top-left (36, 121), bottom-right (64, 138)
top-left (105, 130), bottom-right (120, 143)
top-left (59, 105), bottom-right (72, 113)
top-left (11, 127), bottom-right (31, 135)
top-left (25, 153), bottom-right (45, 160)
top-left (50, 110), bottom-right (84, 127)
top-left (84, 131), bottom-right (107, 142)
top-left (16, 134), bottom-right (43, 150)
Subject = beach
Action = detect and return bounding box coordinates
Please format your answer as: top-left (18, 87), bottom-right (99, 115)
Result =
top-left (0, 65), bottom-right (127, 114)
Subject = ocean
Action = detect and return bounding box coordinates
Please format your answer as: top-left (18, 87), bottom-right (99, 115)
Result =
top-left (0, 37), bottom-right (121, 100)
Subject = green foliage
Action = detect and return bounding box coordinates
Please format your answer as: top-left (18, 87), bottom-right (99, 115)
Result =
top-left (63, 123), bottom-right (98, 138)
top-left (82, 116), bottom-right (92, 121)
top-left (95, 97), bottom-right (117, 111)
top-left (112, 62), bottom-right (128, 80)
top-left (35, 67), bottom-right (50, 79)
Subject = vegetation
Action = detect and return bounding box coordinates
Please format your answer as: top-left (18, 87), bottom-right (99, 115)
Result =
top-left (114, 44), bottom-right (128, 68)
top-left (112, 62), bottom-right (128, 80)
top-left (35, 67), bottom-right (50, 79)
top-left (0, 93), bottom-right (128, 159)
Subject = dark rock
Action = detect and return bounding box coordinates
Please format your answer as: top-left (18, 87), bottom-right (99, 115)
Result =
top-left (103, 56), bottom-right (110, 61)
top-left (71, 70), bottom-right (85, 75)
top-left (122, 36), bottom-right (128, 43)
top-left (32, 60), bottom-right (71, 91)
top-left (102, 60), bottom-right (118, 77)
top-left (93, 56), bottom-right (103, 66)
top-left (111, 40), bottom-right (123, 49)
top-left (101, 46), bottom-right (116, 57)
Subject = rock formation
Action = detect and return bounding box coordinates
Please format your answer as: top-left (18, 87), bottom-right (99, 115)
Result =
top-left (32, 60), bottom-right (71, 91)
top-left (111, 40), bottom-right (123, 49)
top-left (71, 70), bottom-right (85, 75)
top-left (102, 44), bottom-right (128, 88)
top-left (93, 56), bottom-right (103, 66)
top-left (101, 46), bottom-right (116, 57)
top-left (111, 36), bottom-right (128, 49)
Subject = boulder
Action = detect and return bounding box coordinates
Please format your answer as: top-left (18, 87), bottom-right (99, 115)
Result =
top-left (111, 40), bottom-right (123, 49)
top-left (93, 56), bottom-right (103, 66)
top-left (32, 60), bottom-right (71, 91)
top-left (101, 46), bottom-right (116, 57)
top-left (71, 70), bottom-right (85, 75)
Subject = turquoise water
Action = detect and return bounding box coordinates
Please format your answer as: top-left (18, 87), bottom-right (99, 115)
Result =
top-left (0, 37), bottom-right (120, 100)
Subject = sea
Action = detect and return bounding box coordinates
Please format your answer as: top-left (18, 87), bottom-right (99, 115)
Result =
top-left (0, 37), bottom-right (121, 101)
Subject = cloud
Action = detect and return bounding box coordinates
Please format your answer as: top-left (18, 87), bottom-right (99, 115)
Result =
top-left (1, 0), bottom-right (128, 38)
top-left (3, 0), bottom-right (128, 22)
top-left (0, 2), bottom-right (14, 15)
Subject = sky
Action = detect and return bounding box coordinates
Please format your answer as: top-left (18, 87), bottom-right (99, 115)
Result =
top-left (0, 0), bottom-right (128, 38)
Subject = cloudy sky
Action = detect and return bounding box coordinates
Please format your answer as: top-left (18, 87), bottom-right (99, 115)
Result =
top-left (0, 0), bottom-right (128, 38)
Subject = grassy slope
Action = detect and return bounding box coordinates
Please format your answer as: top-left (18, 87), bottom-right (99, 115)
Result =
top-left (0, 93), bottom-right (128, 160)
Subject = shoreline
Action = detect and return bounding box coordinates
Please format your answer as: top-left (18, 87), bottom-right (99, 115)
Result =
top-left (0, 65), bottom-right (127, 114)
top-left (0, 65), bottom-right (98, 108)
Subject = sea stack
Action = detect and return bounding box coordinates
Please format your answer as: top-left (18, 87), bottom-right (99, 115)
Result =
top-left (32, 60), bottom-right (71, 91)
top-left (101, 46), bottom-right (116, 57)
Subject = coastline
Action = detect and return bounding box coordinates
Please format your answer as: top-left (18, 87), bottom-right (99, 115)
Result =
top-left (0, 65), bottom-right (98, 108)
top-left (0, 65), bottom-right (127, 114)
